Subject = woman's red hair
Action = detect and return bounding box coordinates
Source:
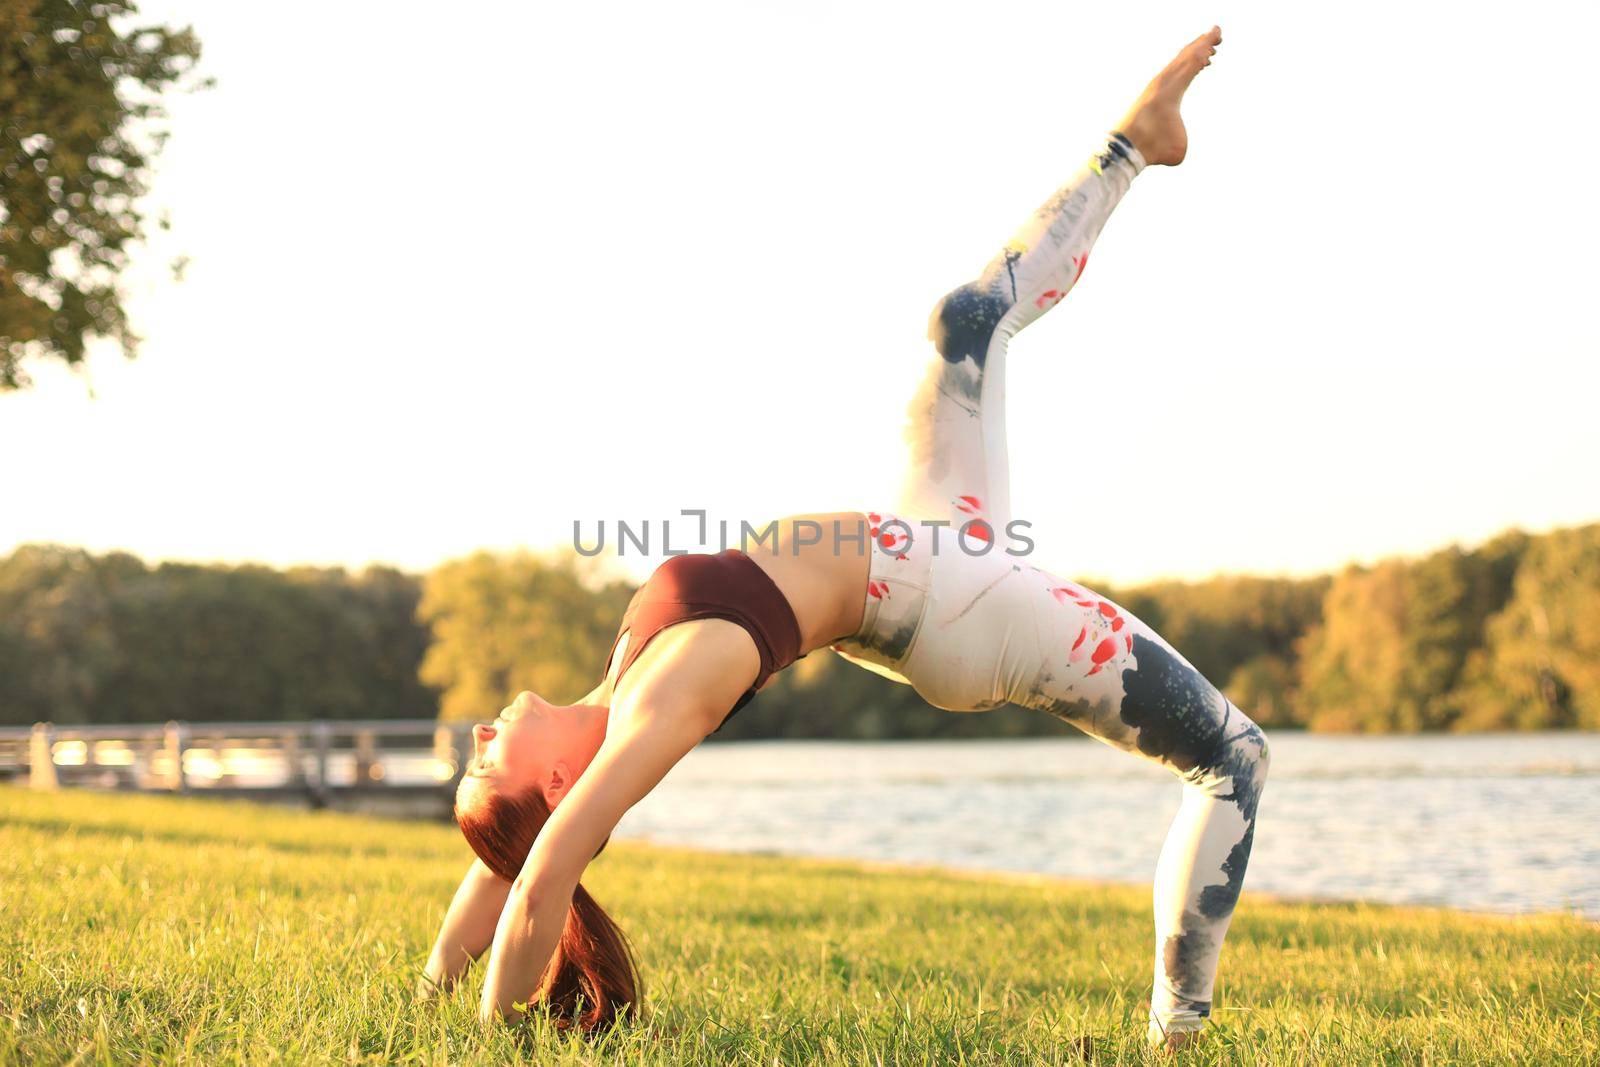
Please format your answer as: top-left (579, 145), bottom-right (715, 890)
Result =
top-left (455, 783), bottom-right (640, 1032)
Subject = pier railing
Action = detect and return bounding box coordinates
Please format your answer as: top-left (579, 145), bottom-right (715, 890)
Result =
top-left (0, 720), bottom-right (471, 818)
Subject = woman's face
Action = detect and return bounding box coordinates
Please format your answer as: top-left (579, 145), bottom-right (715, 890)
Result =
top-left (458, 690), bottom-right (608, 819)
top-left (467, 690), bottom-right (565, 791)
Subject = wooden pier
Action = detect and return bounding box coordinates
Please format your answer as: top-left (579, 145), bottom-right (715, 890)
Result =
top-left (0, 720), bottom-right (472, 820)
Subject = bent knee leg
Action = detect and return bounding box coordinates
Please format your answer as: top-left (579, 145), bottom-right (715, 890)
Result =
top-left (1199, 713), bottom-right (1270, 820)
top-left (1113, 633), bottom-right (1268, 781)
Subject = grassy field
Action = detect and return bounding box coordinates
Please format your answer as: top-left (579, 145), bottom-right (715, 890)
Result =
top-left (1, 787), bottom-right (1594, 1065)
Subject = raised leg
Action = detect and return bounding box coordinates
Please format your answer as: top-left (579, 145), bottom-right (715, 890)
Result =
top-left (895, 133), bottom-right (1144, 543)
top-left (895, 24), bottom-right (1223, 548)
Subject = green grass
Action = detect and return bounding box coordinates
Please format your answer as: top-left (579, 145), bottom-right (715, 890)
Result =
top-left (1, 787), bottom-right (1595, 1065)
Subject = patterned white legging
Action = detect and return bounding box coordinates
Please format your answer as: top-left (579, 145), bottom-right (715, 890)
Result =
top-left (831, 132), bottom-right (1270, 1043)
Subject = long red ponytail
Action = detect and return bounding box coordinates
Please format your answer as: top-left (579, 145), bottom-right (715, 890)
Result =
top-left (455, 784), bottom-right (640, 1031)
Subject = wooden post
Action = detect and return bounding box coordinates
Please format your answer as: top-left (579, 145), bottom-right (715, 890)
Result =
top-left (137, 734), bottom-right (161, 790)
top-left (164, 721), bottom-right (189, 793)
top-left (282, 731), bottom-right (305, 787)
top-left (311, 721), bottom-right (331, 807)
top-left (353, 729), bottom-right (379, 784)
top-left (28, 723), bottom-right (58, 791)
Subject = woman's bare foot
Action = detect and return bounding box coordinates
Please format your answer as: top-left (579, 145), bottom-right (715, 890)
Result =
top-left (1115, 26), bottom-right (1223, 167)
top-left (1157, 1029), bottom-right (1202, 1054)
top-left (1147, 1018), bottom-right (1205, 1054)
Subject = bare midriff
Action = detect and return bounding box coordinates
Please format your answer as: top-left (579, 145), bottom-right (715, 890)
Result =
top-left (739, 511), bottom-right (873, 655)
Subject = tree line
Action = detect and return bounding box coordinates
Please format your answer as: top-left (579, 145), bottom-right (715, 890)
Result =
top-left (0, 546), bottom-right (434, 725)
top-left (2, 523), bottom-right (1596, 734)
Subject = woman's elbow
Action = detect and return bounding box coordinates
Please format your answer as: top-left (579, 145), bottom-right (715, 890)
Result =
top-left (509, 868), bottom-right (574, 908)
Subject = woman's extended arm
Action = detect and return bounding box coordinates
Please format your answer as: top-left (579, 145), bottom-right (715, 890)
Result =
top-left (475, 702), bottom-right (710, 1021)
top-left (417, 859), bottom-right (511, 998)
top-left (477, 619), bottom-right (758, 1023)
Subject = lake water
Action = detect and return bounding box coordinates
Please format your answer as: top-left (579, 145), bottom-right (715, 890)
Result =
top-left (613, 732), bottom-right (1600, 917)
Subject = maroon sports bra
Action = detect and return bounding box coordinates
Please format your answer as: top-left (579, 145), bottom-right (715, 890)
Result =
top-left (603, 550), bottom-right (803, 730)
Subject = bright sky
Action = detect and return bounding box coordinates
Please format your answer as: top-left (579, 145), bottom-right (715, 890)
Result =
top-left (4, 1), bottom-right (1597, 586)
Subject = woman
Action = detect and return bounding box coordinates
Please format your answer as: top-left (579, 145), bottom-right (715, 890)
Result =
top-left (420, 26), bottom-right (1266, 1051)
